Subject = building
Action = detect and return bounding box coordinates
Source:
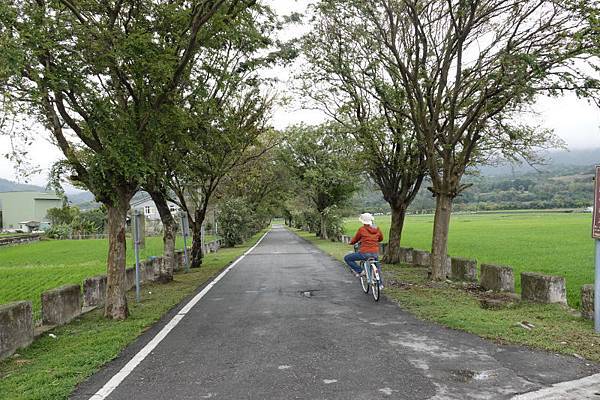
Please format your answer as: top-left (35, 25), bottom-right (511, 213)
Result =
top-left (130, 194), bottom-right (180, 221)
top-left (0, 191), bottom-right (63, 232)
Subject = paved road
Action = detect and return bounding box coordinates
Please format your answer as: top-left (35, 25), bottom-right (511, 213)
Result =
top-left (72, 227), bottom-right (599, 400)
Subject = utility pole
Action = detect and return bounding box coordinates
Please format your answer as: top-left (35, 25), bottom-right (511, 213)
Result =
top-left (593, 166), bottom-right (600, 333)
top-left (134, 210), bottom-right (141, 303)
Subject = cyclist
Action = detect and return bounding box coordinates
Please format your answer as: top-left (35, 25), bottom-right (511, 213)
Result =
top-left (344, 212), bottom-right (384, 287)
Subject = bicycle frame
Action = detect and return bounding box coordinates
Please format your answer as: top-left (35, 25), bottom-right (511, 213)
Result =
top-left (354, 242), bottom-right (382, 301)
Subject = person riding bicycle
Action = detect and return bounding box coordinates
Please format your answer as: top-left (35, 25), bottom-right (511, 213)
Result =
top-left (344, 213), bottom-right (384, 285)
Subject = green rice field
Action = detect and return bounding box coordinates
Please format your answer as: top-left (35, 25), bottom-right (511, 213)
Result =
top-left (0, 236), bottom-right (193, 318)
top-left (345, 211), bottom-right (595, 306)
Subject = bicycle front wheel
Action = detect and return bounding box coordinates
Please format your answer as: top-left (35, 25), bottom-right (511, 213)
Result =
top-left (371, 264), bottom-right (380, 301)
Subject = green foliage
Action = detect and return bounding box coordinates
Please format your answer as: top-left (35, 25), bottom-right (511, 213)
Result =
top-left (218, 198), bottom-right (253, 247)
top-left (280, 123), bottom-right (360, 237)
top-left (46, 206), bottom-right (79, 226)
top-left (45, 205), bottom-right (107, 236)
top-left (44, 224), bottom-right (71, 240)
top-left (322, 206), bottom-right (345, 240)
top-left (290, 209), bottom-right (320, 232)
top-left (218, 198), bottom-right (267, 247)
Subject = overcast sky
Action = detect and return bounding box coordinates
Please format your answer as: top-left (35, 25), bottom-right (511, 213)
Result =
top-left (1, 0), bottom-right (599, 187)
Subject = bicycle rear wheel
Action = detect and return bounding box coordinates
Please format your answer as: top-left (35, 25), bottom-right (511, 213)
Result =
top-left (360, 262), bottom-right (369, 293)
top-left (371, 263), bottom-right (380, 301)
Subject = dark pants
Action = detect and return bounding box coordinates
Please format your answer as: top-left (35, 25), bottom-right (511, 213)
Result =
top-left (344, 252), bottom-right (382, 283)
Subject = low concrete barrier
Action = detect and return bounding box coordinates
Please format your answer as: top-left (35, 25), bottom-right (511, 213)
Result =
top-left (521, 272), bottom-right (567, 304)
top-left (142, 259), bottom-right (158, 282)
top-left (41, 284), bottom-right (81, 326)
top-left (83, 275), bottom-right (107, 307)
top-left (174, 250), bottom-right (185, 271)
top-left (0, 243), bottom-right (225, 358)
top-left (0, 301), bottom-right (33, 360)
top-left (340, 235), bottom-right (351, 244)
top-left (480, 264), bottom-right (514, 292)
top-left (451, 257), bottom-right (477, 282)
top-left (125, 268), bottom-right (136, 290)
top-left (398, 247), bottom-right (413, 264)
top-left (442, 256), bottom-right (451, 278)
top-left (581, 284), bottom-right (594, 320)
top-left (0, 233), bottom-right (42, 247)
top-left (412, 250), bottom-right (431, 267)
top-left (208, 241), bottom-right (218, 253)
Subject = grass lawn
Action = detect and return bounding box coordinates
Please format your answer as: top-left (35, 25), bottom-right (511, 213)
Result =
top-left (0, 231), bottom-right (264, 400)
top-left (345, 212), bottom-right (595, 306)
top-left (0, 235), bottom-right (217, 318)
top-left (296, 229), bottom-right (600, 362)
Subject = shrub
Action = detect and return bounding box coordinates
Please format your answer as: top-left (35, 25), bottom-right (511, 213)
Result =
top-left (45, 224), bottom-right (71, 239)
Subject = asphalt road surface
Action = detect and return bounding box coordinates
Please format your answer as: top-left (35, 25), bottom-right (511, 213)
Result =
top-left (72, 226), bottom-right (599, 400)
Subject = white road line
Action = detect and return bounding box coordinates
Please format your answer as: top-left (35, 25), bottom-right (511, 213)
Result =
top-left (88, 230), bottom-right (270, 400)
top-left (511, 372), bottom-right (600, 399)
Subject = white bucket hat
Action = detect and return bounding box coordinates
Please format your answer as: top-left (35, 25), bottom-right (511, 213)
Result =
top-left (359, 212), bottom-right (374, 225)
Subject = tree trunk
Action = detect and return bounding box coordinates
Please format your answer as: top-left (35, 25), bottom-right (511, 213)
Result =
top-left (105, 200), bottom-right (130, 320)
top-left (190, 222), bottom-right (203, 268)
top-left (431, 192), bottom-right (453, 281)
top-left (149, 191), bottom-right (175, 283)
top-left (384, 204), bottom-right (407, 264)
top-left (320, 212), bottom-right (328, 240)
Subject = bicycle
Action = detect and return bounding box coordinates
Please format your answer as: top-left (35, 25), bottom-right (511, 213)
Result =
top-left (353, 244), bottom-right (382, 301)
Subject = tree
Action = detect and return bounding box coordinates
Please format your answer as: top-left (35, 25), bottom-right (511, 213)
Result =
top-left (162, 8), bottom-right (279, 268)
top-left (301, 1), bottom-right (426, 263)
top-left (281, 123), bottom-right (359, 240)
top-left (47, 205), bottom-right (78, 226)
top-left (167, 88), bottom-right (272, 267)
top-left (336, 0), bottom-right (599, 279)
top-left (0, 0), bottom-right (256, 318)
top-left (217, 141), bottom-right (293, 231)
top-left (146, 180), bottom-right (178, 283)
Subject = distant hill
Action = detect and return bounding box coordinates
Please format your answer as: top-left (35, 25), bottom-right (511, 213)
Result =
top-left (0, 177), bottom-right (99, 207)
top-left (475, 148), bottom-right (599, 177)
top-left (67, 191), bottom-right (96, 204)
top-left (0, 178), bottom-right (46, 192)
top-left (352, 148), bottom-right (600, 213)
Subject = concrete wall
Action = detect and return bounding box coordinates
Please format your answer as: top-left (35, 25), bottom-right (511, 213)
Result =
top-left (398, 247), bottom-right (413, 264)
top-left (41, 284), bottom-right (81, 326)
top-left (521, 272), bottom-right (567, 305)
top-left (0, 301), bottom-right (33, 360)
top-left (412, 250), bottom-right (431, 267)
top-left (83, 275), bottom-right (107, 308)
top-left (0, 234), bottom-right (42, 247)
top-left (125, 267), bottom-right (136, 291)
top-left (480, 264), bottom-right (515, 292)
top-left (581, 285), bottom-right (594, 320)
top-left (451, 258), bottom-right (477, 282)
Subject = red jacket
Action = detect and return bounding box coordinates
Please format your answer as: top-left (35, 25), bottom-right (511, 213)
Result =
top-left (350, 225), bottom-right (384, 254)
